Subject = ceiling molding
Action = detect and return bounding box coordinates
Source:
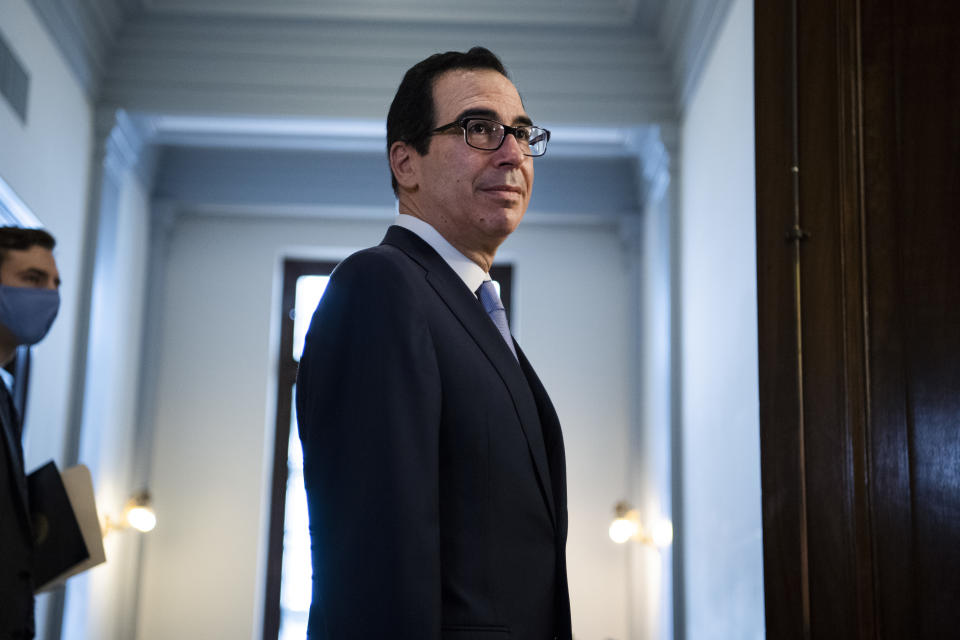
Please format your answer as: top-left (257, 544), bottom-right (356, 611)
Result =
top-left (27, 0), bottom-right (130, 98)
top-left (96, 108), bottom-right (157, 187)
top-left (141, 113), bottom-right (649, 159)
top-left (97, 14), bottom-right (674, 125)
top-left (627, 0), bottom-right (670, 30)
top-left (658, 0), bottom-right (736, 113)
top-left (141, 0), bottom-right (645, 29)
top-left (0, 175), bottom-right (44, 227)
top-left (168, 202), bottom-right (634, 229)
top-left (26, 0), bottom-right (742, 134)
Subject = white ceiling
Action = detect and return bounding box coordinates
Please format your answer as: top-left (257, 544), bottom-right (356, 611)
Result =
top-left (29, 0), bottom-right (732, 151)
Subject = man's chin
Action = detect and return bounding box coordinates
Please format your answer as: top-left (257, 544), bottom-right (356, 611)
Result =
top-left (485, 207), bottom-right (526, 236)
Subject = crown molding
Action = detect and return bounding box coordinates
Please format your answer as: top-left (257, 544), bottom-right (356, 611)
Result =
top-left (0, 175), bottom-right (43, 227)
top-left (657, 0), bottom-right (736, 114)
top-left (95, 108), bottom-right (157, 188)
top-left (141, 0), bottom-right (637, 28)
top-left (26, 0), bottom-right (734, 125)
top-left (27, 0), bottom-right (130, 98)
top-left (99, 15), bottom-right (673, 125)
top-left (141, 113), bottom-right (651, 159)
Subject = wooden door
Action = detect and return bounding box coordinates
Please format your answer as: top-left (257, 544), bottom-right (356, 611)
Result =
top-left (755, 0), bottom-right (960, 637)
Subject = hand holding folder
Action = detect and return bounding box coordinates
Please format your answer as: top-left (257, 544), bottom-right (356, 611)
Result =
top-left (26, 462), bottom-right (106, 593)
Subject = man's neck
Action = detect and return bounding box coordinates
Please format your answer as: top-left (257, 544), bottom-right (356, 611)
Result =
top-left (394, 213), bottom-right (490, 295)
top-left (396, 207), bottom-right (499, 272)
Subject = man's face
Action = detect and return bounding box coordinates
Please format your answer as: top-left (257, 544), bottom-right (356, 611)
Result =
top-left (411, 68), bottom-right (534, 258)
top-left (0, 245), bottom-right (61, 290)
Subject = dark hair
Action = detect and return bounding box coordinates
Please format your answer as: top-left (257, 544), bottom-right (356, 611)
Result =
top-left (386, 46), bottom-right (510, 194)
top-left (0, 227), bottom-right (56, 269)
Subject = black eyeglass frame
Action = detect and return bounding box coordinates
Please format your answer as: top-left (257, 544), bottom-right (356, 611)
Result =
top-left (428, 117), bottom-right (551, 157)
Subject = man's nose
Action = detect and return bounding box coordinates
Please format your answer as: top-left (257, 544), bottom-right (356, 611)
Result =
top-left (494, 131), bottom-right (526, 164)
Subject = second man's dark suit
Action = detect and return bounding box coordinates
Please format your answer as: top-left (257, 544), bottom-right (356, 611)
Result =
top-left (296, 225), bottom-right (571, 640)
top-left (0, 381), bottom-right (35, 639)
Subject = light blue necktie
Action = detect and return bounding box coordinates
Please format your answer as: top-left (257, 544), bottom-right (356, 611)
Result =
top-left (477, 280), bottom-right (518, 360)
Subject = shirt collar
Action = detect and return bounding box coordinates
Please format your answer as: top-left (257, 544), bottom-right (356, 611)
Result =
top-left (394, 213), bottom-right (488, 293)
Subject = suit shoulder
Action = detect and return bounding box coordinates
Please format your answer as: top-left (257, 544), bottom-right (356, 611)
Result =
top-left (316, 244), bottom-right (427, 320)
top-left (299, 241), bottom-right (433, 369)
top-left (331, 243), bottom-right (422, 285)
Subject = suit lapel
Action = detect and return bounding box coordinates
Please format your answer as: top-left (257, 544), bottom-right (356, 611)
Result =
top-left (382, 226), bottom-right (558, 528)
top-left (0, 382), bottom-right (30, 523)
top-left (516, 345), bottom-right (567, 538)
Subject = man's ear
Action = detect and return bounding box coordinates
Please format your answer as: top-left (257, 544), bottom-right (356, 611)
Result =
top-left (389, 140), bottom-right (420, 192)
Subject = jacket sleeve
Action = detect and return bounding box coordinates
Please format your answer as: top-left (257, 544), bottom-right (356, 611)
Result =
top-left (295, 250), bottom-right (442, 640)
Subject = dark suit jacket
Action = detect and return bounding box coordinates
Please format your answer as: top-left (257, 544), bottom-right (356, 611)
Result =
top-left (0, 382), bottom-right (35, 639)
top-left (296, 225), bottom-right (571, 640)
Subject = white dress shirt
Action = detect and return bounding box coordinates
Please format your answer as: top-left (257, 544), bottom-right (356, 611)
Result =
top-left (394, 213), bottom-right (490, 294)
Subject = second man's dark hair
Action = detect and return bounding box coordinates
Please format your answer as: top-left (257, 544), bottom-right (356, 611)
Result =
top-left (386, 47), bottom-right (510, 195)
top-left (0, 226), bottom-right (56, 269)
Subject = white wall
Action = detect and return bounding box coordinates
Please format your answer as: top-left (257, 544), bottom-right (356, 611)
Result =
top-left (0, 1), bottom-right (92, 636)
top-left (0, 0), bottom-right (91, 464)
top-left (136, 210), bottom-right (633, 640)
top-left (678, 0), bottom-right (764, 637)
top-left (61, 162), bottom-right (153, 640)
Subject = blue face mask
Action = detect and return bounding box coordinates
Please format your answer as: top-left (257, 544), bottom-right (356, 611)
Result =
top-left (0, 284), bottom-right (61, 345)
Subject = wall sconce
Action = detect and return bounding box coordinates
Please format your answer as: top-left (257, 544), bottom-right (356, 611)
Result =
top-left (608, 500), bottom-right (673, 548)
top-left (103, 490), bottom-right (157, 535)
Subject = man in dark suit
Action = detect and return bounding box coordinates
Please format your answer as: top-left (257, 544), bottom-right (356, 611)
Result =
top-left (296, 47), bottom-right (571, 639)
top-left (0, 227), bottom-right (61, 640)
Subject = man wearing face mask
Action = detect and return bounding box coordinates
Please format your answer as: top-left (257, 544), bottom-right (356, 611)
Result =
top-left (0, 226), bottom-right (61, 640)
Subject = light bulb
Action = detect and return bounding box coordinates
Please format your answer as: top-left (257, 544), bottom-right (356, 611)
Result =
top-left (609, 517), bottom-right (639, 544)
top-left (126, 505), bottom-right (157, 532)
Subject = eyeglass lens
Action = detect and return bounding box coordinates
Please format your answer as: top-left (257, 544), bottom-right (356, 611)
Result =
top-left (463, 119), bottom-right (548, 156)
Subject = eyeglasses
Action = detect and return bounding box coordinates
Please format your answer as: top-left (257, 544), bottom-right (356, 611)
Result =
top-left (429, 118), bottom-right (551, 157)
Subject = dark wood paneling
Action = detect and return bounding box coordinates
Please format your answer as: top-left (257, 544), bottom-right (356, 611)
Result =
top-left (858, 2), bottom-right (917, 636)
top-left (793, 0), bottom-right (862, 635)
top-left (755, 1), bottom-right (809, 638)
top-left (861, 0), bottom-right (960, 636)
top-left (757, 0), bottom-right (960, 637)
